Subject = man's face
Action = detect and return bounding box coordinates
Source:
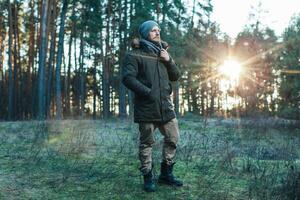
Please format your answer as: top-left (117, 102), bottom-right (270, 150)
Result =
top-left (148, 26), bottom-right (160, 42)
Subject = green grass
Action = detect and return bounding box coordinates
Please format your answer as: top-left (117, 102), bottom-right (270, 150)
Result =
top-left (0, 118), bottom-right (299, 200)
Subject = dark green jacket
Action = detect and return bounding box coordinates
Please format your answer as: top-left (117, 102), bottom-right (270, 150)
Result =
top-left (122, 46), bottom-right (180, 123)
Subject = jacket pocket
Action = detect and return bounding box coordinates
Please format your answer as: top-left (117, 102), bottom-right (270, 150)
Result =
top-left (148, 87), bottom-right (158, 102)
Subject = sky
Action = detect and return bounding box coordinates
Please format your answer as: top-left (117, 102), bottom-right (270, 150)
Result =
top-left (210, 0), bottom-right (300, 38)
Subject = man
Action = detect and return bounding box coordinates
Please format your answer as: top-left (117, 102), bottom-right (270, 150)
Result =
top-left (122, 20), bottom-right (183, 192)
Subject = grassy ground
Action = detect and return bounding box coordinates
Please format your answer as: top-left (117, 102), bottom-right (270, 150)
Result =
top-left (0, 117), bottom-right (299, 200)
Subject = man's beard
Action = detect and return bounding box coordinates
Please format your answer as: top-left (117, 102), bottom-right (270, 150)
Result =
top-left (151, 36), bottom-right (160, 42)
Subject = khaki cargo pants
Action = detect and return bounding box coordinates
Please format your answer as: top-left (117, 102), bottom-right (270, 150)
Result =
top-left (138, 118), bottom-right (179, 174)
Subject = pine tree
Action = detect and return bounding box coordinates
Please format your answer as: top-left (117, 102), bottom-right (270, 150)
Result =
top-left (277, 15), bottom-right (300, 119)
top-left (55, 0), bottom-right (69, 119)
top-left (37, 0), bottom-right (50, 120)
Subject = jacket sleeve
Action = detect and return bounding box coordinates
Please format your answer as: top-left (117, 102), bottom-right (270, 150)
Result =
top-left (163, 56), bottom-right (181, 81)
top-left (122, 52), bottom-right (151, 97)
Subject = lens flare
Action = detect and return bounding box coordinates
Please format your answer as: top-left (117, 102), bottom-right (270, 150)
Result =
top-left (219, 59), bottom-right (242, 80)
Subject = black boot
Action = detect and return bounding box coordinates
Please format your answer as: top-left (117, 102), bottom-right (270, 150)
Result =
top-left (143, 169), bottom-right (156, 192)
top-left (158, 162), bottom-right (183, 186)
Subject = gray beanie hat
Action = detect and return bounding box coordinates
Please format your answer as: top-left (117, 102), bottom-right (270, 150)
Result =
top-left (138, 20), bottom-right (159, 39)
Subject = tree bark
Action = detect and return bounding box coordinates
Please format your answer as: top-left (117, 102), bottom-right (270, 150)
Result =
top-left (118, 0), bottom-right (127, 118)
top-left (79, 25), bottom-right (85, 117)
top-left (66, 1), bottom-right (76, 117)
top-left (103, 0), bottom-right (112, 119)
top-left (93, 60), bottom-right (97, 119)
top-left (38, 0), bottom-right (49, 120)
top-left (8, 1), bottom-right (14, 120)
top-left (12, 1), bottom-right (20, 119)
top-left (46, 0), bottom-right (56, 118)
top-left (0, 13), bottom-right (5, 119)
top-left (55, 0), bottom-right (69, 119)
top-left (191, 0), bottom-right (196, 28)
top-left (26, 0), bottom-right (36, 119)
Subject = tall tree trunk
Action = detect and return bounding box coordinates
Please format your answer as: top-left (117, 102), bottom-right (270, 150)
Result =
top-left (162, 1), bottom-right (167, 26)
top-left (155, 0), bottom-right (160, 21)
top-left (80, 59), bottom-right (85, 117)
top-left (79, 27), bottom-right (85, 117)
top-left (98, 8), bottom-right (104, 118)
top-left (66, 30), bottom-right (72, 116)
top-left (0, 14), bottom-right (5, 119)
top-left (55, 0), bottom-right (68, 119)
top-left (200, 83), bottom-right (206, 116)
top-left (110, 2), bottom-right (116, 116)
top-left (46, 0), bottom-right (56, 118)
top-left (26, 0), bottom-right (36, 119)
top-left (8, 1), bottom-right (14, 120)
top-left (74, 35), bottom-right (79, 115)
top-left (118, 61), bottom-right (126, 118)
top-left (118, 0), bottom-right (127, 118)
top-left (209, 65), bottom-right (216, 115)
top-left (12, 1), bottom-right (20, 119)
top-left (66, 1), bottom-right (75, 117)
top-left (32, 0), bottom-right (42, 118)
top-left (103, 56), bottom-right (110, 119)
top-left (63, 54), bottom-right (67, 115)
top-left (187, 72), bottom-right (192, 112)
top-left (210, 82), bottom-right (215, 115)
top-left (191, 0), bottom-right (196, 28)
top-left (174, 8), bottom-right (181, 115)
top-left (103, 0), bottom-right (112, 119)
top-left (191, 88), bottom-right (199, 114)
top-left (38, 0), bottom-right (49, 120)
top-left (93, 60), bottom-right (97, 119)
top-left (15, 0), bottom-right (22, 119)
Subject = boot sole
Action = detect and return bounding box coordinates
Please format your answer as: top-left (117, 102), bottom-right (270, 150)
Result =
top-left (158, 179), bottom-right (183, 187)
top-left (144, 185), bottom-right (156, 192)
top-left (144, 189), bottom-right (156, 192)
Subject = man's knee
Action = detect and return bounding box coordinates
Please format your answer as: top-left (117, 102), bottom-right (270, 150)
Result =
top-left (164, 139), bottom-right (177, 149)
top-left (165, 129), bottom-right (179, 146)
top-left (139, 140), bottom-right (155, 149)
top-left (139, 123), bottom-right (155, 145)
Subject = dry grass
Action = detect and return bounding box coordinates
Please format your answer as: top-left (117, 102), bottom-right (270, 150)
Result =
top-left (0, 117), bottom-right (299, 200)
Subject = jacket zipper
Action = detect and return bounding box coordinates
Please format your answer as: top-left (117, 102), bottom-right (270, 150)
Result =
top-left (156, 56), bottom-right (164, 121)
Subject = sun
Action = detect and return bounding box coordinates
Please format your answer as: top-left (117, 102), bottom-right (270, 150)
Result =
top-left (218, 59), bottom-right (243, 111)
top-left (218, 59), bottom-right (242, 80)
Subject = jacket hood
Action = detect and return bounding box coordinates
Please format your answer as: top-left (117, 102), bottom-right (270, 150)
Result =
top-left (131, 38), bottom-right (169, 50)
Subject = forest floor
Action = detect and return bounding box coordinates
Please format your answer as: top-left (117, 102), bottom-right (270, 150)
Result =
top-left (0, 117), bottom-right (300, 200)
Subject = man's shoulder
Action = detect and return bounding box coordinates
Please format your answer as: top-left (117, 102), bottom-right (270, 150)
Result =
top-left (125, 49), bottom-right (145, 59)
top-left (126, 48), bottom-right (142, 54)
